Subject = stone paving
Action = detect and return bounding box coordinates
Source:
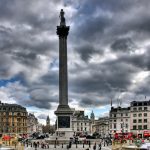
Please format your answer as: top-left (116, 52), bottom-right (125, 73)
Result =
top-left (24, 144), bottom-right (112, 150)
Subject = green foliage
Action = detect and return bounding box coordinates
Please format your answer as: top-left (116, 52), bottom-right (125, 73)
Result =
top-left (134, 139), bottom-right (142, 147)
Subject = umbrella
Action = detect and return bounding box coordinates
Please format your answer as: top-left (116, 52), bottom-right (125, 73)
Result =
top-left (2, 135), bottom-right (11, 141)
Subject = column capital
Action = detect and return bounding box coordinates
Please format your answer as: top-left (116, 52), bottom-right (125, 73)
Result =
top-left (57, 26), bottom-right (69, 37)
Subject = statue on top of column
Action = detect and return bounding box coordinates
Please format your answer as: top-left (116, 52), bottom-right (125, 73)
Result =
top-left (59, 9), bottom-right (66, 26)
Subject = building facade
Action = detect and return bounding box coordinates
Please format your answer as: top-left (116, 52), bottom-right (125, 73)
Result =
top-left (109, 100), bottom-right (150, 137)
top-left (27, 113), bottom-right (39, 134)
top-left (0, 101), bottom-right (27, 134)
top-left (130, 100), bottom-right (150, 137)
top-left (109, 106), bottom-right (130, 134)
top-left (92, 117), bottom-right (110, 137)
top-left (72, 110), bottom-right (91, 135)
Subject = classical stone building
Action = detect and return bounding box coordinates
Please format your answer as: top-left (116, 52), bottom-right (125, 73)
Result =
top-left (72, 110), bottom-right (91, 135)
top-left (0, 101), bottom-right (27, 134)
top-left (109, 100), bottom-right (150, 137)
top-left (46, 116), bottom-right (50, 126)
top-left (27, 113), bottom-right (41, 134)
top-left (130, 100), bottom-right (150, 137)
top-left (92, 117), bottom-right (110, 137)
top-left (42, 115), bottom-right (51, 133)
top-left (109, 106), bottom-right (130, 134)
top-left (90, 110), bottom-right (95, 124)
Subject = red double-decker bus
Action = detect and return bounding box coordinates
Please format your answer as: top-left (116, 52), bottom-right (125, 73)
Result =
top-left (114, 132), bottom-right (133, 140)
top-left (143, 131), bottom-right (150, 138)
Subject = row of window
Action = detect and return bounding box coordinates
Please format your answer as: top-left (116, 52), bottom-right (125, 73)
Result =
top-left (111, 123), bottom-right (128, 129)
top-left (111, 113), bottom-right (128, 117)
top-left (111, 124), bottom-right (148, 129)
top-left (111, 107), bottom-right (148, 117)
top-left (76, 127), bottom-right (87, 131)
top-left (0, 123), bottom-right (27, 126)
top-left (0, 112), bottom-right (27, 116)
top-left (133, 113), bottom-right (147, 117)
top-left (111, 113), bottom-right (148, 118)
top-left (120, 123), bottom-right (128, 128)
top-left (112, 119), bottom-right (128, 122)
top-left (133, 125), bottom-right (147, 130)
top-left (0, 118), bottom-right (26, 122)
top-left (0, 107), bottom-right (26, 111)
top-left (132, 102), bottom-right (148, 106)
top-left (133, 119), bottom-right (147, 123)
top-left (132, 107), bottom-right (147, 111)
top-left (77, 123), bottom-right (87, 126)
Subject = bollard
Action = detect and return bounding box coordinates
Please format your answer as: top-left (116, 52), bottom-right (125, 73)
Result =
top-left (76, 143), bottom-right (78, 148)
top-left (83, 143), bottom-right (84, 148)
top-left (62, 143), bottom-right (63, 148)
top-left (54, 141), bottom-right (56, 148)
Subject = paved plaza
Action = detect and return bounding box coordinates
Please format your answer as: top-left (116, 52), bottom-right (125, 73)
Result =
top-left (24, 144), bottom-right (111, 150)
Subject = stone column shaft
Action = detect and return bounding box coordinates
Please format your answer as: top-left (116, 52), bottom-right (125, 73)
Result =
top-left (59, 36), bottom-right (68, 106)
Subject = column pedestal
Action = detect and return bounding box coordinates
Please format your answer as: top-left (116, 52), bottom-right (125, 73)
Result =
top-left (55, 107), bottom-right (73, 138)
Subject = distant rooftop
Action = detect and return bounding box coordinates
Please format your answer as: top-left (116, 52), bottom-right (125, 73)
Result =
top-left (110, 106), bottom-right (130, 112)
top-left (0, 100), bottom-right (26, 112)
top-left (131, 100), bottom-right (150, 106)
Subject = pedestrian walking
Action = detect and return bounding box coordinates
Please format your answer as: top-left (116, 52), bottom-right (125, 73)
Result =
top-left (47, 143), bottom-right (49, 148)
top-left (37, 141), bottom-right (39, 147)
top-left (89, 140), bottom-right (91, 148)
top-left (99, 142), bottom-right (102, 150)
top-left (34, 142), bottom-right (37, 150)
top-left (69, 140), bottom-right (72, 148)
top-left (104, 141), bottom-right (105, 147)
top-left (93, 142), bottom-right (96, 150)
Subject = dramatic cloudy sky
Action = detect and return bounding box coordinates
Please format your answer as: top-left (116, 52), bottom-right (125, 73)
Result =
top-left (0, 0), bottom-right (150, 124)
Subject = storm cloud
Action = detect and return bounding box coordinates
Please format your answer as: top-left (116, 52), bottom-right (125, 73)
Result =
top-left (0, 0), bottom-right (150, 123)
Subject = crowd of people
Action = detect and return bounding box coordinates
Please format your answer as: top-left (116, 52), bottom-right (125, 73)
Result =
top-left (24, 141), bottom-right (50, 149)
top-left (92, 138), bottom-right (112, 150)
top-left (22, 137), bottom-right (112, 150)
top-left (19, 134), bottom-right (113, 150)
top-left (67, 137), bottom-right (112, 150)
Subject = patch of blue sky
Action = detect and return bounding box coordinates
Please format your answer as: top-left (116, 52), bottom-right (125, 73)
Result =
top-left (0, 76), bottom-right (21, 87)
top-left (85, 105), bottom-right (111, 118)
top-left (50, 58), bottom-right (59, 71)
top-left (26, 106), bottom-right (43, 113)
top-left (26, 106), bottom-right (41, 113)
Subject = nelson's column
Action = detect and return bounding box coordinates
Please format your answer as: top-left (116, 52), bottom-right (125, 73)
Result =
top-left (54, 9), bottom-right (73, 137)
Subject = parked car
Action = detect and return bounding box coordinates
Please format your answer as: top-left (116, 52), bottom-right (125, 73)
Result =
top-left (86, 135), bottom-right (96, 139)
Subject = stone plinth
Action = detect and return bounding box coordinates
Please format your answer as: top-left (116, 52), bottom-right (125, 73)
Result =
top-left (55, 107), bottom-right (74, 138)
